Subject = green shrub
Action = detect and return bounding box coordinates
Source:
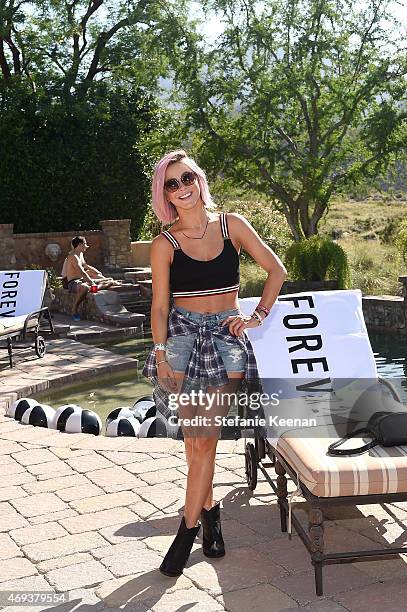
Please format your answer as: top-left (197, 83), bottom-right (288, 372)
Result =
top-left (218, 200), bottom-right (292, 259)
top-left (378, 217), bottom-right (404, 244)
top-left (239, 262), bottom-right (268, 297)
top-left (285, 236), bottom-right (351, 289)
top-left (395, 219), bottom-right (407, 265)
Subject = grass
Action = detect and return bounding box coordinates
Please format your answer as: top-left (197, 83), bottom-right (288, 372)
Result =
top-left (238, 195), bottom-right (407, 297)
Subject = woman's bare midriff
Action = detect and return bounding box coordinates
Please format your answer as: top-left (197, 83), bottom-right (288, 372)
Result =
top-left (173, 290), bottom-right (240, 314)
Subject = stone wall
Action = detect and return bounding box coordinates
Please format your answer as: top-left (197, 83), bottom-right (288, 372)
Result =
top-left (52, 288), bottom-right (145, 330)
top-left (362, 276), bottom-right (407, 336)
top-left (101, 219), bottom-right (133, 270)
top-left (0, 220), bottom-right (133, 274)
top-left (13, 230), bottom-right (103, 274)
top-left (131, 241), bottom-right (152, 267)
top-left (0, 224), bottom-right (17, 269)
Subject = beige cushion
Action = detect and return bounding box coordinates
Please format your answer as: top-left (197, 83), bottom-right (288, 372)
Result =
top-left (274, 436), bottom-right (407, 497)
top-left (0, 315), bottom-right (38, 336)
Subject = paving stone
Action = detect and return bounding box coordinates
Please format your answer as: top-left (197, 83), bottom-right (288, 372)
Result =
top-left (49, 447), bottom-right (96, 459)
top-left (69, 490), bottom-right (140, 514)
top-left (0, 440), bottom-right (23, 455)
top-left (216, 582), bottom-right (297, 611)
top-left (151, 587), bottom-right (224, 611)
top-left (102, 480), bottom-right (147, 493)
top-left (0, 458), bottom-right (26, 475)
top-left (335, 577), bottom-right (407, 611)
top-left (143, 534), bottom-right (201, 555)
top-left (64, 587), bottom-right (102, 608)
top-left (92, 540), bottom-right (147, 559)
top-left (0, 471), bottom-right (35, 488)
top-left (10, 492), bottom-right (67, 518)
top-left (22, 473), bottom-right (91, 494)
top-left (29, 508), bottom-right (78, 524)
top-left (66, 453), bottom-right (115, 473)
top-left (253, 536), bottom-right (311, 573)
top-left (11, 448), bottom-right (57, 466)
top-left (124, 456), bottom-right (184, 475)
top-left (216, 455), bottom-right (245, 470)
top-left (0, 532), bottom-right (22, 560)
top-left (0, 501), bottom-right (18, 515)
top-left (0, 512), bottom-right (28, 532)
top-left (99, 450), bottom-right (152, 465)
top-left (0, 485), bottom-right (28, 502)
top-left (215, 518), bottom-right (266, 549)
top-left (26, 460), bottom-right (75, 478)
top-left (56, 482), bottom-right (104, 502)
top-left (37, 552), bottom-right (94, 573)
top-left (95, 573), bottom-right (193, 608)
top-left (184, 546), bottom-right (286, 597)
top-left (0, 453), bottom-right (20, 465)
top-left (136, 483), bottom-right (183, 513)
top-left (98, 520), bottom-right (159, 544)
top-left (271, 563), bottom-right (377, 605)
top-left (0, 557), bottom-right (37, 583)
top-left (0, 420), bottom-right (23, 434)
top-left (0, 426), bottom-right (59, 442)
top-left (45, 559), bottom-right (114, 591)
top-left (10, 521), bottom-right (68, 546)
top-left (22, 531), bottom-right (108, 562)
top-left (60, 506), bottom-right (137, 534)
top-left (138, 468), bottom-right (186, 485)
top-left (86, 466), bottom-right (147, 489)
top-left (129, 500), bottom-right (160, 520)
top-left (99, 546), bottom-right (163, 577)
top-left (0, 572), bottom-right (53, 593)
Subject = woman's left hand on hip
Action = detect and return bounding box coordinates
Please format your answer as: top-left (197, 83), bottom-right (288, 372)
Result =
top-left (220, 313), bottom-right (259, 336)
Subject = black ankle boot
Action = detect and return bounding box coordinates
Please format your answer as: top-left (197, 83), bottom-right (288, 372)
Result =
top-left (201, 502), bottom-right (225, 558)
top-left (159, 516), bottom-right (201, 577)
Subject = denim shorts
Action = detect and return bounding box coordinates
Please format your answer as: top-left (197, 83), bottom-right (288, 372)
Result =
top-left (166, 305), bottom-right (247, 373)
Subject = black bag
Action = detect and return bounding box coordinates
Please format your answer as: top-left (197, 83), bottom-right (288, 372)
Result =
top-left (328, 411), bottom-right (407, 456)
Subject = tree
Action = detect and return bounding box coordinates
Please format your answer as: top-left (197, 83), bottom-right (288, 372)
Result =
top-left (168, 0), bottom-right (407, 240)
top-left (0, 0), bottom-right (176, 97)
top-left (0, 0), bottom-right (186, 236)
top-left (0, 81), bottom-right (160, 236)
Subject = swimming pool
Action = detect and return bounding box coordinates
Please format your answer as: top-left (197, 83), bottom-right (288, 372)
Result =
top-left (34, 330), bottom-right (407, 430)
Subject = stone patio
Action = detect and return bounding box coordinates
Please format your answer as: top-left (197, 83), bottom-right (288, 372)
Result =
top-left (2, 334), bottom-right (407, 610)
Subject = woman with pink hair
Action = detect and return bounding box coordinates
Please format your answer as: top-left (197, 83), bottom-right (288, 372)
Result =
top-left (142, 149), bottom-right (287, 577)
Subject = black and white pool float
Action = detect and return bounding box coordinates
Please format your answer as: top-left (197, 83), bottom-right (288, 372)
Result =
top-left (132, 395), bottom-right (156, 422)
top-left (106, 414), bottom-right (141, 437)
top-left (138, 415), bottom-right (168, 437)
top-left (53, 405), bottom-right (102, 435)
top-left (7, 398), bottom-right (40, 421)
top-left (21, 403), bottom-right (55, 428)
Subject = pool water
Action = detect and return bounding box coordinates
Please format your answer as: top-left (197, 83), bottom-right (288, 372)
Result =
top-left (34, 330), bottom-right (407, 429)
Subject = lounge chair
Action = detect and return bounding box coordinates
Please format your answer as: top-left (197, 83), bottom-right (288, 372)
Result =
top-left (239, 289), bottom-right (405, 596)
top-left (0, 270), bottom-right (54, 368)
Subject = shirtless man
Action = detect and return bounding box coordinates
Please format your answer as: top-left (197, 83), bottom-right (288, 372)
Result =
top-left (61, 237), bottom-right (97, 321)
top-left (62, 236), bottom-right (137, 320)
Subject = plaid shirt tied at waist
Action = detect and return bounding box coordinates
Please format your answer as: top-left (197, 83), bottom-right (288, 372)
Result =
top-left (142, 306), bottom-right (262, 421)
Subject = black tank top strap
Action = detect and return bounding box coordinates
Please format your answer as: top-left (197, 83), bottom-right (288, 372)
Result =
top-left (220, 212), bottom-right (229, 239)
top-left (161, 230), bottom-right (181, 250)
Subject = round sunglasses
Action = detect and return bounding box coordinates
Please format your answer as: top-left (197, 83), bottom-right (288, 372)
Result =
top-left (164, 171), bottom-right (197, 193)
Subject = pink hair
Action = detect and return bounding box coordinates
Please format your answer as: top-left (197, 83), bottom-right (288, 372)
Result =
top-left (151, 149), bottom-right (216, 225)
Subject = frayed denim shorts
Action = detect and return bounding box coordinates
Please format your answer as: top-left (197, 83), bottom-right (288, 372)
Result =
top-left (166, 305), bottom-right (248, 374)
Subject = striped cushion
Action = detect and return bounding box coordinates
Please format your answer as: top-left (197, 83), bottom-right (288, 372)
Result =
top-left (274, 436), bottom-right (407, 497)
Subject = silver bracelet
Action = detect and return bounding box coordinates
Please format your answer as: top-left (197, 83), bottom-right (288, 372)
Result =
top-left (251, 311), bottom-right (263, 326)
top-left (154, 343), bottom-right (167, 352)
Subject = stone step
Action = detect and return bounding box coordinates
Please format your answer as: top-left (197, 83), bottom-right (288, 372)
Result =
top-left (124, 268), bottom-right (152, 282)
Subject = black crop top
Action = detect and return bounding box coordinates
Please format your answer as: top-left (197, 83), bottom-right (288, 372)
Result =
top-left (161, 213), bottom-right (240, 298)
